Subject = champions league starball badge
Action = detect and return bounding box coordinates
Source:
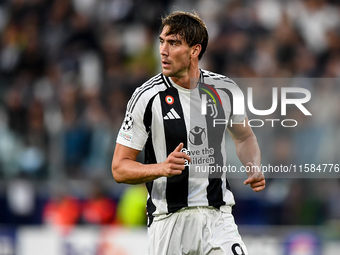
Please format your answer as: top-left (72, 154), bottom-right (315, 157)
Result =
top-left (122, 113), bottom-right (134, 131)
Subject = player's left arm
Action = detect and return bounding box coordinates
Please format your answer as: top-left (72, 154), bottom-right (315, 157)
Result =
top-left (227, 117), bottom-right (265, 192)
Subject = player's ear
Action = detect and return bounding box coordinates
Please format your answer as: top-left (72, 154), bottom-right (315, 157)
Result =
top-left (191, 44), bottom-right (201, 59)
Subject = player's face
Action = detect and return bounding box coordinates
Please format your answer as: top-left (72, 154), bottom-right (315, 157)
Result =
top-left (159, 26), bottom-right (192, 78)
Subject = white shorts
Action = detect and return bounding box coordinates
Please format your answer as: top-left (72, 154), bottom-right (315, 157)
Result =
top-left (148, 206), bottom-right (248, 255)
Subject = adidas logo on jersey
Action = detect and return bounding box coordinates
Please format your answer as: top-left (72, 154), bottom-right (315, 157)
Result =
top-left (163, 108), bottom-right (181, 120)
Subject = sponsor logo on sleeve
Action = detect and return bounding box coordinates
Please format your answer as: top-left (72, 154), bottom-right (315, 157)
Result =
top-left (118, 131), bottom-right (132, 142)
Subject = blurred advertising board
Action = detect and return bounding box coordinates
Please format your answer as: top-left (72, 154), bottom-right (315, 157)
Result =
top-left (17, 226), bottom-right (148, 255)
top-left (0, 226), bottom-right (338, 255)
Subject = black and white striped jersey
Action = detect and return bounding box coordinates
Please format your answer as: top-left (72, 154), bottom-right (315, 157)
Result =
top-left (116, 69), bottom-right (246, 226)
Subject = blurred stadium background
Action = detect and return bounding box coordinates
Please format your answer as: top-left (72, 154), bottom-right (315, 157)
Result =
top-left (0, 0), bottom-right (339, 254)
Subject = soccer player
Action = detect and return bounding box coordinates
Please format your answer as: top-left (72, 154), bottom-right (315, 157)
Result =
top-left (112, 11), bottom-right (265, 255)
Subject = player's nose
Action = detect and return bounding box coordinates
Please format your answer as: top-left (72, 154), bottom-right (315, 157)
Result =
top-left (160, 43), bottom-right (169, 56)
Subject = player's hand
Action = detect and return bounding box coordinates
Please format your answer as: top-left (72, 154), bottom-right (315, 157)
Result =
top-left (161, 143), bottom-right (191, 177)
top-left (244, 162), bottom-right (265, 192)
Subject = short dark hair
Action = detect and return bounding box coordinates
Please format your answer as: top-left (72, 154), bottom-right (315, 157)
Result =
top-left (161, 11), bottom-right (209, 60)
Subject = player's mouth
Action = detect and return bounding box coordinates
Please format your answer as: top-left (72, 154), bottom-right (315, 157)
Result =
top-left (162, 60), bottom-right (171, 68)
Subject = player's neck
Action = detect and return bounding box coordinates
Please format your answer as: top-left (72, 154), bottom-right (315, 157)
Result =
top-left (170, 65), bottom-right (200, 90)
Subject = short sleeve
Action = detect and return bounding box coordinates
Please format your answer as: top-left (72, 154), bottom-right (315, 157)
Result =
top-left (116, 96), bottom-right (149, 151)
top-left (229, 110), bottom-right (247, 124)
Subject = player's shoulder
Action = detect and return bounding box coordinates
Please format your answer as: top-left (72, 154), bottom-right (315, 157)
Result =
top-left (127, 73), bottom-right (167, 113)
top-left (201, 69), bottom-right (238, 88)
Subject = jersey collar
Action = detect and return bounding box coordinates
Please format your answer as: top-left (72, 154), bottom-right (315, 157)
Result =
top-left (162, 69), bottom-right (204, 91)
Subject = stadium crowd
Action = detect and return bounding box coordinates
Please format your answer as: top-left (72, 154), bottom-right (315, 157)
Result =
top-left (0, 0), bottom-right (340, 227)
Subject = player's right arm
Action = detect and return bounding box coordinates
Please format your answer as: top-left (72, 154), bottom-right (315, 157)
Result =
top-left (112, 143), bottom-right (190, 184)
